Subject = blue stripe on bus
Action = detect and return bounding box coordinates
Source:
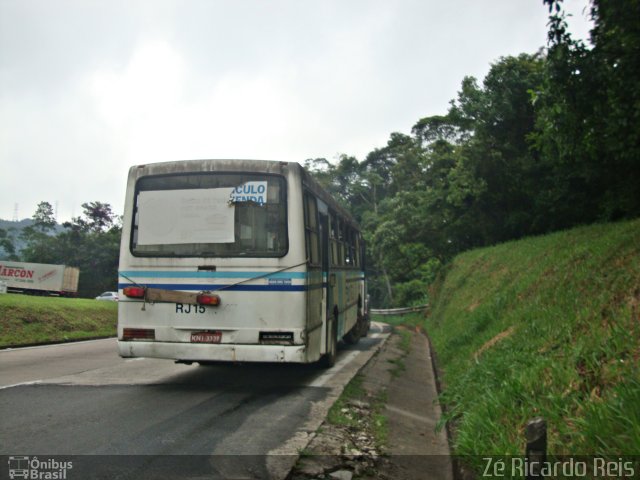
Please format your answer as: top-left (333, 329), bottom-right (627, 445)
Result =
top-left (119, 271), bottom-right (308, 279)
top-left (118, 282), bottom-right (308, 292)
top-left (119, 271), bottom-right (364, 280)
top-left (118, 270), bottom-right (360, 292)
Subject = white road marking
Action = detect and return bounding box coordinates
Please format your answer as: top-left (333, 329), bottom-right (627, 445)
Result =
top-left (0, 380), bottom-right (43, 391)
top-left (0, 337), bottom-right (116, 353)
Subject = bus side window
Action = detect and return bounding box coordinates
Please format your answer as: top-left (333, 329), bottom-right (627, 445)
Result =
top-left (340, 219), bottom-right (347, 266)
top-left (330, 213), bottom-right (338, 266)
top-left (336, 217), bottom-right (344, 266)
top-left (345, 227), bottom-right (356, 266)
top-left (304, 193), bottom-right (320, 265)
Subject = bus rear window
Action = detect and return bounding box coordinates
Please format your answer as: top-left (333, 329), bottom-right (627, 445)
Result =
top-left (131, 173), bottom-right (287, 257)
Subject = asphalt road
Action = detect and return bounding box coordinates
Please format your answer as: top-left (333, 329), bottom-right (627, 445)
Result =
top-left (0, 325), bottom-right (389, 480)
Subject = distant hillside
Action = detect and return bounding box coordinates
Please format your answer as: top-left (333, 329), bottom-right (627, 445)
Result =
top-left (0, 218), bottom-right (65, 259)
top-left (0, 218), bottom-right (35, 230)
top-left (425, 219), bottom-right (640, 466)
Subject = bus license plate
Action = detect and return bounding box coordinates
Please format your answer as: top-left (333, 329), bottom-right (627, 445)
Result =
top-left (191, 331), bottom-right (222, 344)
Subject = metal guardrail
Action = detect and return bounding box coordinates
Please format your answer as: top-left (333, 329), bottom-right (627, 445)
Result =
top-left (370, 304), bottom-right (429, 316)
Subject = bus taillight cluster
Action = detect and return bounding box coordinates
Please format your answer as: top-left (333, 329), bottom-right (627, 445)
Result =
top-left (196, 293), bottom-right (221, 306)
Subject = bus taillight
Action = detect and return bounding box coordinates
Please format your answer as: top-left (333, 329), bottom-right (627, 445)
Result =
top-left (123, 286), bottom-right (146, 298)
top-left (197, 293), bottom-right (221, 306)
top-left (122, 328), bottom-right (155, 341)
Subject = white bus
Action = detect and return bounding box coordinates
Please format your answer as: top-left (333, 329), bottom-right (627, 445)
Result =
top-left (117, 159), bottom-right (369, 367)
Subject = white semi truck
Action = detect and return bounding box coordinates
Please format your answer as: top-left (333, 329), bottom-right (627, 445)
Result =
top-left (0, 261), bottom-right (80, 296)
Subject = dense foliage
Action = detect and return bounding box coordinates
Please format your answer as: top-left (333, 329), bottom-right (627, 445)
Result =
top-left (2, 201), bottom-right (121, 298)
top-left (306, 0), bottom-right (640, 307)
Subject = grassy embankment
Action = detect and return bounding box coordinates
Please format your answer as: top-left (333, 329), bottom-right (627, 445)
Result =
top-left (409, 218), bottom-right (640, 468)
top-left (0, 294), bottom-right (117, 347)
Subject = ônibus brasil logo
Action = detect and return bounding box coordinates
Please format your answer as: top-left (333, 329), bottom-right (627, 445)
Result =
top-left (7, 456), bottom-right (73, 480)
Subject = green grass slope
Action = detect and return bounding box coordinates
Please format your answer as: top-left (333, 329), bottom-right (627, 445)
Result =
top-left (0, 294), bottom-right (117, 347)
top-left (425, 219), bottom-right (640, 464)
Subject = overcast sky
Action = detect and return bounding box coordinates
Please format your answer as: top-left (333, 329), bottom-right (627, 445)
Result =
top-left (0, 0), bottom-right (592, 223)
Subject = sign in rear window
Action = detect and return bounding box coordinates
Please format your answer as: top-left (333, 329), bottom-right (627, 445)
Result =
top-left (137, 188), bottom-right (235, 245)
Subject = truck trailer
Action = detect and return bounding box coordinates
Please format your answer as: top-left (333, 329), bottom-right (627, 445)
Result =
top-left (0, 261), bottom-right (80, 296)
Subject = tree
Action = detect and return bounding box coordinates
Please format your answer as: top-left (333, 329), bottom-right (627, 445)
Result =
top-left (21, 202), bottom-right (59, 263)
top-left (19, 201), bottom-right (121, 297)
top-left (58, 202), bottom-right (120, 296)
top-left (534, 0), bottom-right (640, 223)
top-left (447, 54), bottom-right (546, 240)
top-left (0, 228), bottom-right (18, 260)
top-left (32, 201), bottom-right (57, 233)
top-left (65, 201), bottom-right (115, 233)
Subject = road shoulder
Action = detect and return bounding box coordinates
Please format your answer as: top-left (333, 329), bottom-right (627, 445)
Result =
top-left (289, 327), bottom-right (453, 480)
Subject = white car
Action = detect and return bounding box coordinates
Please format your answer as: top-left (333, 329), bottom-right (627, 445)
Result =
top-left (96, 291), bottom-right (119, 301)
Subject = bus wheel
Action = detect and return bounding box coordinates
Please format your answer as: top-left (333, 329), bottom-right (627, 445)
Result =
top-left (343, 310), bottom-right (364, 345)
top-left (319, 314), bottom-right (338, 368)
top-left (361, 312), bottom-right (371, 338)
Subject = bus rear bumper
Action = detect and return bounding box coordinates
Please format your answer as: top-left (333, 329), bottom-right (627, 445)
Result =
top-left (118, 340), bottom-right (310, 363)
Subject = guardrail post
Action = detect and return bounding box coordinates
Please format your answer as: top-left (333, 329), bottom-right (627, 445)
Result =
top-left (525, 417), bottom-right (547, 479)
